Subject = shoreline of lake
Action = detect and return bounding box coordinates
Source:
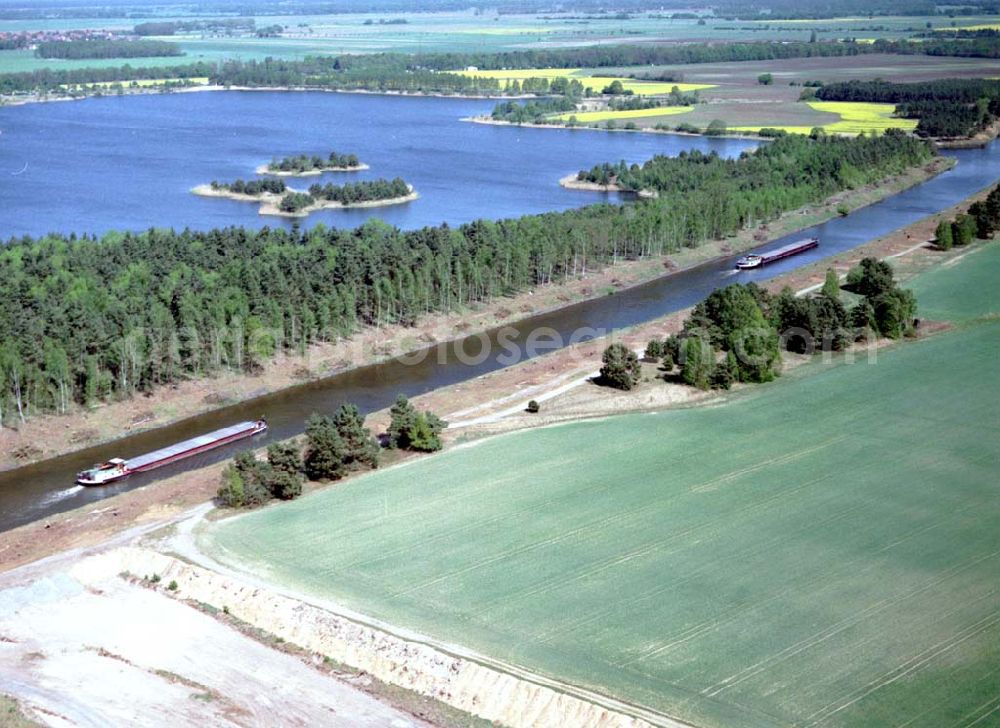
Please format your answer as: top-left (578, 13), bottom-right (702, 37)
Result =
top-left (191, 183), bottom-right (418, 217)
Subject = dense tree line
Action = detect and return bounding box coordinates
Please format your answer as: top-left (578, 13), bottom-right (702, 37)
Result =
top-left (0, 61), bottom-right (216, 95)
top-left (637, 260), bottom-right (918, 392)
top-left (0, 133), bottom-right (934, 422)
top-left (870, 35), bottom-right (1000, 59)
top-left (218, 394), bottom-right (445, 508)
top-left (6, 38), bottom-right (1000, 100)
top-left (35, 39), bottom-right (182, 60)
top-left (267, 152), bottom-right (361, 173)
top-left (306, 177), bottom-right (410, 204)
top-left (133, 19), bottom-right (256, 36)
top-left (816, 78), bottom-right (1000, 104)
top-left (935, 181), bottom-right (1000, 247)
top-left (210, 178), bottom-right (286, 196)
top-left (816, 79), bottom-right (1000, 137)
top-left (578, 131), bottom-right (933, 234)
top-left (491, 97), bottom-right (577, 124)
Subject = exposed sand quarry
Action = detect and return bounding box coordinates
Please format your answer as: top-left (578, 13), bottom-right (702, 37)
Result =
top-left (67, 547), bottom-right (681, 728)
top-left (0, 550), bottom-right (428, 728)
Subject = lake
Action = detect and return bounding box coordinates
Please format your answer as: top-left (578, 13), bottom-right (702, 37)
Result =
top-left (0, 90), bottom-right (756, 239)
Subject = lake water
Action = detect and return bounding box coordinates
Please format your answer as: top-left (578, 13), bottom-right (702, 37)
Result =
top-left (0, 90), bottom-right (757, 239)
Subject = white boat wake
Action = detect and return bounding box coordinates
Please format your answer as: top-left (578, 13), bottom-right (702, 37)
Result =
top-left (41, 485), bottom-right (84, 506)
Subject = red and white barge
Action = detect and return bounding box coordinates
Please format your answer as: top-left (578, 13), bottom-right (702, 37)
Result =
top-left (736, 237), bottom-right (819, 270)
top-left (75, 419), bottom-right (268, 486)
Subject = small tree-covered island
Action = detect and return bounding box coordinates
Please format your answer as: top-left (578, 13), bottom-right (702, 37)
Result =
top-left (256, 151), bottom-right (370, 176)
top-left (192, 176), bottom-right (417, 217)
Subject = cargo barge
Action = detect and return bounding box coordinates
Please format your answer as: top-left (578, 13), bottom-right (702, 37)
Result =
top-left (736, 237), bottom-right (819, 270)
top-left (75, 419), bottom-right (267, 486)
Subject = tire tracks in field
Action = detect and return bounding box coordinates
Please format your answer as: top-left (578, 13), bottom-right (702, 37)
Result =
top-left (390, 433), bottom-right (854, 600)
top-left (797, 607), bottom-right (1000, 727)
top-left (953, 693), bottom-right (1000, 727)
top-left (704, 571), bottom-right (1000, 700)
top-left (619, 494), bottom-right (989, 673)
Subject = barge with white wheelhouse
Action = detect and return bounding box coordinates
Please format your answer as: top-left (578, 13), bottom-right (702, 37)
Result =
top-left (75, 419), bottom-right (267, 486)
top-left (736, 237), bottom-right (819, 270)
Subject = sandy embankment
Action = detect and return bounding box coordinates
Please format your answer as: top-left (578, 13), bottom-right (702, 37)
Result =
top-left (558, 173), bottom-right (658, 199)
top-left (191, 183), bottom-right (418, 217)
top-left (69, 547), bottom-right (675, 728)
top-left (254, 162), bottom-right (370, 176)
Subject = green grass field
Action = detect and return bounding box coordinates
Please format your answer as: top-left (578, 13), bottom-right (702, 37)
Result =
top-left (204, 246), bottom-right (1000, 727)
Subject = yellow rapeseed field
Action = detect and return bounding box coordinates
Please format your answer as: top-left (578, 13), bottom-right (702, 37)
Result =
top-left (553, 106), bottom-right (694, 123)
top-left (454, 68), bottom-right (712, 94)
top-left (938, 23), bottom-right (1000, 31)
top-left (731, 101), bottom-right (916, 135)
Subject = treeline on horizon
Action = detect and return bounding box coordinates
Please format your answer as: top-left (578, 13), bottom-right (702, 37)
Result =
top-left (817, 79), bottom-right (1000, 137)
top-left (35, 39), bottom-right (182, 60)
top-left (133, 19), bottom-right (256, 36)
top-left (1, 0), bottom-right (996, 21)
top-left (0, 132), bottom-right (932, 422)
top-left (5, 37), bottom-right (1000, 97)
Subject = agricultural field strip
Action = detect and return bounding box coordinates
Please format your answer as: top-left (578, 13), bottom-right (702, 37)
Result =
top-left (799, 608), bottom-right (1000, 726)
top-left (699, 557), bottom-right (1000, 697)
top-left (453, 68), bottom-right (713, 94)
top-left (206, 249), bottom-right (1000, 727)
top-left (389, 435), bottom-right (857, 599)
top-left (329, 419), bottom-right (790, 574)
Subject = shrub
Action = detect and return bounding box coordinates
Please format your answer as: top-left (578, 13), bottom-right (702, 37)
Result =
top-left (217, 463), bottom-right (246, 507)
top-left (681, 336), bottom-right (714, 390)
top-left (388, 394), bottom-right (446, 451)
top-left (267, 440), bottom-right (302, 476)
top-left (661, 334), bottom-right (681, 370)
top-left (230, 451), bottom-right (271, 506)
top-left (710, 351), bottom-right (738, 390)
top-left (407, 412), bottom-right (445, 452)
top-left (168, 580), bottom-right (178, 591)
top-left (837, 203), bottom-right (850, 217)
top-left (304, 413), bottom-right (347, 481)
top-left (821, 268), bottom-right (841, 301)
top-left (267, 468), bottom-right (303, 500)
top-left (934, 219), bottom-right (954, 250)
top-left (600, 343), bottom-right (641, 390)
top-left (527, 400), bottom-right (540, 413)
top-left (873, 288), bottom-right (917, 339)
top-left (705, 119), bottom-right (728, 136)
top-left (758, 73), bottom-right (774, 85)
top-left (334, 403), bottom-right (380, 470)
top-left (644, 338), bottom-right (664, 361)
top-left (953, 213), bottom-right (976, 246)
